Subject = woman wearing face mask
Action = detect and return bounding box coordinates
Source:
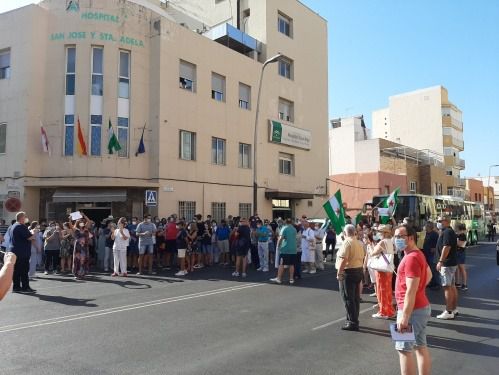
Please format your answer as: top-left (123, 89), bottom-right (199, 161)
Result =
top-left (370, 224), bottom-right (396, 319)
top-left (363, 230), bottom-right (378, 298)
top-left (29, 221), bottom-right (43, 279)
top-left (43, 222), bottom-right (62, 275)
top-left (70, 219), bottom-right (90, 279)
top-left (60, 222), bottom-right (74, 273)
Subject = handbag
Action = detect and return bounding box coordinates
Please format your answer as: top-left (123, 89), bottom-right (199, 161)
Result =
top-left (369, 252), bottom-right (394, 273)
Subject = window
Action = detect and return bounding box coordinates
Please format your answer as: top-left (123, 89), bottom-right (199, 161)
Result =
top-left (180, 130), bottom-right (196, 160)
top-left (211, 202), bottom-right (226, 223)
top-left (211, 72), bottom-right (225, 102)
top-left (116, 117), bottom-right (128, 157)
top-left (437, 184), bottom-right (443, 195)
top-left (0, 49), bottom-right (11, 79)
top-left (279, 152), bottom-right (294, 175)
top-left (119, 50), bottom-right (130, 98)
top-left (65, 46), bottom-right (76, 95)
top-left (239, 82), bottom-right (251, 110)
top-left (179, 60), bottom-right (196, 92)
top-left (409, 181), bottom-right (417, 193)
top-left (64, 115), bottom-right (74, 156)
top-left (479, 193), bottom-right (482, 201)
top-left (278, 12), bottom-right (292, 37)
top-left (90, 115), bottom-right (102, 156)
top-left (0, 123), bottom-right (6, 154)
top-left (179, 201), bottom-right (196, 221)
top-left (475, 193), bottom-right (478, 201)
top-left (446, 170), bottom-right (453, 176)
top-left (447, 187), bottom-right (454, 196)
top-left (238, 143), bottom-right (251, 169)
top-left (278, 57), bottom-right (293, 79)
top-left (211, 137), bottom-right (226, 165)
top-left (239, 203), bottom-right (252, 219)
top-left (278, 98), bottom-right (294, 122)
top-left (91, 47), bottom-right (103, 96)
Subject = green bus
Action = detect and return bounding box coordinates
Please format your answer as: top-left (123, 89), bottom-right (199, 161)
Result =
top-left (370, 194), bottom-right (485, 245)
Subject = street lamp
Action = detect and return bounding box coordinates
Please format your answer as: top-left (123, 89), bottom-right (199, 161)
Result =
top-left (252, 53), bottom-right (282, 215)
top-left (487, 164), bottom-right (499, 212)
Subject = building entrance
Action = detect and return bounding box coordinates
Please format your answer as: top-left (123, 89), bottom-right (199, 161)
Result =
top-left (272, 199), bottom-right (293, 220)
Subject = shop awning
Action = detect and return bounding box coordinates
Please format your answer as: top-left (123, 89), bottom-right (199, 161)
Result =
top-left (52, 189), bottom-right (127, 203)
top-left (265, 189), bottom-right (314, 200)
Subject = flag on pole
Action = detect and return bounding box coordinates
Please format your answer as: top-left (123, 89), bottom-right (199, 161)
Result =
top-left (107, 119), bottom-right (122, 154)
top-left (40, 121), bottom-right (51, 156)
top-left (323, 190), bottom-right (346, 234)
top-left (135, 123), bottom-right (146, 157)
top-left (352, 212), bottom-right (363, 227)
top-left (378, 187), bottom-right (400, 224)
top-left (76, 117), bottom-right (87, 156)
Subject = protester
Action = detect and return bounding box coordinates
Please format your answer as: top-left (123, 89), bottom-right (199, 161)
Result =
top-left (0, 252), bottom-right (17, 300)
top-left (136, 214), bottom-right (156, 275)
top-left (233, 218), bottom-right (250, 278)
top-left (43, 221), bottom-right (61, 275)
top-left (72, 222), bottom-right (90, 280)
top-left (111, 217), bottom-right (130, 277)
top-left (313, 222), bottom-right (326, 271)
top-left (362, 230), bottom-right (377, 297)
top-left (28, 221), bottom-right (43, 278)
top-left (301, 221), bottom-right (316, 274)
top-left (175, 221), bottom-right (189, 276)
top-left (436, 215), bottom-right (459, 319)
top-left (336, 224), bottom-right (365, 331)
top-left (325, 224), bottom-right (336, 262)
top-left (256, 219), bottom-right (270, 272)
top-left (370, 224), bottom-right (396, 319)
top-left (270, 218), bottom-right (297, 284)
top-left (422, 222), bottom-right (440, 289)
top-left (126, 217), bottom-right (139, 273)
top-left (186, 222), bottom-right (197, 273)
top-left (454, 223), bottom-right (468, 291)
top-left (11, 212), bottom-right (35, 293)
top-left (60, 222), bottom-right (74, 274)
top-left (103, 221), bottom-right (115, 272)
top-left (201, 222), bottom-right (213, 266)
top-left (294, 223), bottom-right (303, 280)
top-left (394, 224), bottom-right (432, 375)
top-left (216, 219), bottom-right (231, 266)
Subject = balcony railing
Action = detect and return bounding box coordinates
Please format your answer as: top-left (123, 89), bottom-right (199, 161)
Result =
top-left (458, 158), bottom-right (465, 169)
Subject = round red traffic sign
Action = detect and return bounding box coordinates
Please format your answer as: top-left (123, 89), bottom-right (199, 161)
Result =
top-left (4, 197), bottom-right (21, 213)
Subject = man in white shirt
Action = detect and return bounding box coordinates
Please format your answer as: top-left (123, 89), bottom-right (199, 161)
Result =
top-left (314, 223), bottom-right (326, 271)
top-left (301, 221), bottom-right (316, 274)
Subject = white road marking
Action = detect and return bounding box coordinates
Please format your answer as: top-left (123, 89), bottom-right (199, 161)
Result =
top-left (0, 283), bottom-right (263, 334)
top-left (312, 306), bottom-right (375, 331)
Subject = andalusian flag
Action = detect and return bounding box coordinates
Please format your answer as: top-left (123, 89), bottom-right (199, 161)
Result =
top-left (323, 190), bottom-right (346, 233)
top-left (352, 212), bottom-right (363, 227)
top-left (378, 187), bottom-right (400, 224)
top-left (76, 117), bottom-right (87, 156)
top-left (107, 119), bottom-right (122, 154)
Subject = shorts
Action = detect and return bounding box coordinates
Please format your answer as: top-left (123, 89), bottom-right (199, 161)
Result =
top-left (456, 250), bottom-right (466, 265)
top-left (279, 253), bottom-right (297, 266)
top-left (395, 305), bottom-right (431, 352)
top-left (440, 266), bottom-right (457, 286)
top-left (139, 244), bottom-right (154, 255)
top-left (217, 240), bottom-right (229, 253)
top-left (165, 239), bottom-right (177, 254)
top-left (177, 248), bottom-right (187, 258)
top-left (127, 244), bottom-right (139, 256)
top-left (236, 247), bottom-right (249, 257)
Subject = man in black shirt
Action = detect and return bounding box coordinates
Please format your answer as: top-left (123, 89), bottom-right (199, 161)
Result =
top-left (10, 212), bottom-right (35, 293)
top-left (435, 215), bottom-right (458, 319)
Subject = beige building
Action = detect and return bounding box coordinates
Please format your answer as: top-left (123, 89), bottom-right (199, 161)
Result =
top-left (0, 0), bottom-right (328, 223)
top-left (372, 86), bottom-right (465, 198)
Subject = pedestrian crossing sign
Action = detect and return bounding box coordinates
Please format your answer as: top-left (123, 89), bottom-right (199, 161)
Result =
top-left (145, 190), bottom-right (157, 207)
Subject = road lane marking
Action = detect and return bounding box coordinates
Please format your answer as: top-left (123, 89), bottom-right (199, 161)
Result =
top-left (311, 306), bottom-right (374, 331)
top-left (0, 283), bottom-right (263, 334)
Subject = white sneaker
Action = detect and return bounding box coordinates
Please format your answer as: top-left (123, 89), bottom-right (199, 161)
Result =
top-left (232, 271), bottom-right (240, 277)
top-left (452, 309), bottom-right (459, 316)
top-left (302, 269), bottom-right (309, 274)
top-left (262, 268), bottom-right (269, 272)
top-left (309, 270), bottom-right (317, 274)
top-left (256, 267), bottom-right (263, 271)
top-left (175, 271), bottom-right (185, 276)
top-left (241, 273), bottom-right (247, 278)
top-left (437, 311), bottom-right (455, 320)
top-left (270, 277), bottom-right (282, 284)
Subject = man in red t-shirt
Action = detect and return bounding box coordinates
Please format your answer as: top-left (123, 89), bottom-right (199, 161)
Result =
top-left (394, 224), bottom-right (433, 375)
top-left (164, 217), bottom-right (178, 270)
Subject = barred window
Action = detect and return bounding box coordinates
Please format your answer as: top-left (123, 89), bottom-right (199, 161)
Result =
top-left (178, 201), bottom-right (196, 222)
top-left (211, 202), bottom-right (226, 223)
top-left (239, 203), bottom-right (252, 219)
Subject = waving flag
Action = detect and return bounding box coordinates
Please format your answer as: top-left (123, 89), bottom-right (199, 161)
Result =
top-left (135, 123), bottom-right (146, 156)
top-left (40, 121), bottom-right (51, 156)
top-left (107, 119), bottom-right (122, 154)
top-left (352, 212), bottom-right (363, 227)
top-left (378, 188), bottom-right (400, 224)
top-left (323, 190), bottom-right (346, 233)
top-left (76, 117), bottom-right (87, 156)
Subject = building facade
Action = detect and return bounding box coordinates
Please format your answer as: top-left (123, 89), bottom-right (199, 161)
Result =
top-left (372, 85), bottom-right (465, 198)
top-left (329, 116), bottom-right (446, 211)
top-left (0, 0), bottom-right (328, 223)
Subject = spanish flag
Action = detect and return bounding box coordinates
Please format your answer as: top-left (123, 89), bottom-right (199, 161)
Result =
top-left (76, 117), bottom-right (87, 156)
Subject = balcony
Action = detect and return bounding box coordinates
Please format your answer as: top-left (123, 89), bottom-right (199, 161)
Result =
top-left (443, 134), bottom-right (464, 151)
top-left (458, 158), bottom-right (465, 169)
top-left (442, 115), bottom-right (463, 131)
top-left (204, 23), bottom-right (261, 57)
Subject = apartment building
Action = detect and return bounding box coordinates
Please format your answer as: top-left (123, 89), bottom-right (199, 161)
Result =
top-left (0, 0), bottom-right (328, 222)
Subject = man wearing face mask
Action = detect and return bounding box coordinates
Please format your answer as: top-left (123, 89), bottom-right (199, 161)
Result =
top-left (127, 217), bottom-right (139, 273)
top-left (423, 222), bottom-right (440, 289)
top-left (136, 215), bottom-right (156, 275)
top-left (394, 224), bottom-right (432, 375)
top-left (435, 215), bottom-right (459, 319)
top-left (10, 212), bottom-right (35, 293)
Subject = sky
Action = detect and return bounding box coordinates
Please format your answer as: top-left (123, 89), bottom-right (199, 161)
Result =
top-left (1, 0), bottom-right (498, 177)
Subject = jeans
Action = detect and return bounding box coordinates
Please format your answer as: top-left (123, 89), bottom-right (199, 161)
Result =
top-left (338, 268), bottom-right (364, 326)
top-left (29, 247), bottom-right (38, 277)
top-left (258, 241), bottom-right (269, 270)
top-left (13, 256), bottom-right (30, 290)
top-left (295, 251), bottom-right (302, 278)
top-left (104, 246), bottom-right (113, 271)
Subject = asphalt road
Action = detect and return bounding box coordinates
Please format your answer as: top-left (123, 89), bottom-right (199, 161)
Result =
top-left (1, 243), bottom-right (498, 375)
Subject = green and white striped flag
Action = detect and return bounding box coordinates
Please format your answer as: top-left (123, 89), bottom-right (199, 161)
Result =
top-left (378, 187), bottom-right (400, 224)
top-left (323, 190), bottom-right (346, 234)
top-left (352, 212), bottom-right (363, 227)
top-left (107, 119), bottom-right (122, 154)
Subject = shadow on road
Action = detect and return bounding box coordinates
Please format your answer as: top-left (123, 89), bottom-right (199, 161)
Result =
top-left (427, 335), bottom-right (499, 357)
top-left (25, 293), bottom-right (98, 307)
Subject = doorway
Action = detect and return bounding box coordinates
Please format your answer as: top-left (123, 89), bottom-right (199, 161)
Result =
top-left (77, 207), bottom-right (111, 225)
top-left (272, 199), bottom-right (293, 220)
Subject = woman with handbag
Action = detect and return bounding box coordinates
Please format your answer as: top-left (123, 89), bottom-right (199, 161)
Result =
top-left (370, 224), bottom-right (396, 319)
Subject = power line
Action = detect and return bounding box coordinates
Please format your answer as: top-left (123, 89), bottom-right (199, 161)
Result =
top-left (327, 178), bottom-right (380, 191)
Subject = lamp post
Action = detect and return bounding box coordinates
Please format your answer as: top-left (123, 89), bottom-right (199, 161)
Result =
top-left (487, 164), bottom-right (499, 211)
top-left (252, 53), bottom-right (281, 215)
